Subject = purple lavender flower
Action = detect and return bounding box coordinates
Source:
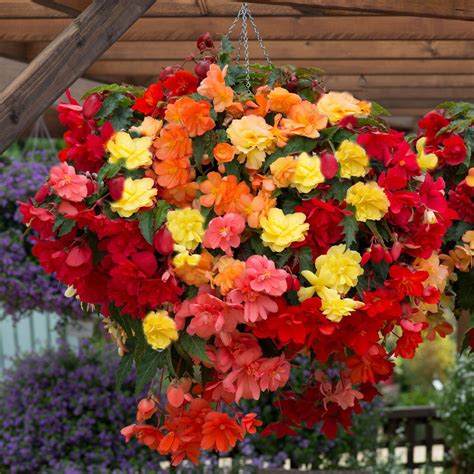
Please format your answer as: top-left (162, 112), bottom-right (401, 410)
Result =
top-left (0, 150), bottom-right (82, 321)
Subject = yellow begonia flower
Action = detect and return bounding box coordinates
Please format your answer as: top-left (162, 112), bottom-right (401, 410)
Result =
top-left (107, 131), bottom-right (153, 170)
top-left (319, 287), bottom-right (364, 322)
top-left (316, 244), bottom-right (363, 294)
top-left (143, 310), bottom-right (178, 351)
top-left (260, 208), bottom-right (309, 252)
top-left (290, 152), bottom-right (325, 193)
top-left (297, 271), bottom-right (325, 302)
top-left (416, 137), bottom-right (438, 170)
top-left (227, 115), bottom-right (276, 170)
top-left (335, 140), bottom-right (369, 179)
top-left (166, 208), bottom-right (204, 250)
top-left (316, 91), bottom-right (371, 124)
top-left (345, 181), bottom-right (390, 222)
top-left (110, 177), bottom-right (157, 218)
top-left (173, 252), bottom-right (201, 269)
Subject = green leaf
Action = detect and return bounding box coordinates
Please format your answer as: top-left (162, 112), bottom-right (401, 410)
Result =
top-left (138, 209), bottom-right (155, 244)
top-left (263, 136), bottom-right (316, 171)
top-left (57, 218), bottom-right (76, 237)
top-left (193, 135), bottom-right (206, 172)
top-left (326, 179), bottom-right (351, 202)
top-left (82, 83), bottom-right (145, 99)
top-left (53, 215), bottom-right (65, 233)
top-left (277, 248), bottom-right (292, 268)
top-left (370, 101), bottom-right (391, 117)
top-left (110, 107), bottom-right (133, 131)
top-left (179, 333), bottom-right (210, 363)
top-left (116, 353), bottom-right (134, 391)
top-left (280, 193), bottom-right (301, 214)
top-left (224, 159), bottom-right (241, 179)
top-left (250, 235), bottom-right (268, 256)
top-left (135, 346), bottom-right (167, 396)
top-left (298, 246), bottom-right (314, 272)
top-left (96, 161), bottom-right (123, 185)
top-left (343, 210), bottom-right (358, 248)
top-left (96, 92), bottom-right (124, 118)
top-left (154, 200), bottom-right (170, 229)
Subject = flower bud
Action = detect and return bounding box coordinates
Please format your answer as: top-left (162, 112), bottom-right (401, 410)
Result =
top-left (383, 250), bottom-right (393, 264)
top-left (194, 60), bottom-right (211, 81)
top-left (319, 150), bottom-right (338, 179)
top-left (370, 244), bottom-right (384, 263)
top-left (35, 183), bottom-right (50, 203)
top-left (153, 227), bottom-right (174, 255)
top-left (361, 251), bottom-right (371, 266)
top-left (107, 176), bottom-right (125, 201)
top-left (196, 32), bottom-right (214, 51)
top-left (82, 93), bottom-right (102, 119)
top-left (390, 241), bottom-right (402, 261)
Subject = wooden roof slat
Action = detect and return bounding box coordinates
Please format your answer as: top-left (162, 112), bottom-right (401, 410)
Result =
top-left (24, 40), bottom-right (474, 61)
top-left (244, 0), bottom-right (474, 21)
top-left (33, 0), bottom-right (90, 16)
top-left (84, 58), bottom-right (474, 77)
top-left (2, 16), bottom-right (474, 41)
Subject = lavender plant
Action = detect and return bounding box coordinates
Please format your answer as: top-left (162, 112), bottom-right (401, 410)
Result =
top-left (0, 341), bottom-right (165, 474)
top-left (0, 149), bottom-right (82, 321)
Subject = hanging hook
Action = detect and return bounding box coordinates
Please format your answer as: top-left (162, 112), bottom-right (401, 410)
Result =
top-left (224, 2), bottom-right (272, 92)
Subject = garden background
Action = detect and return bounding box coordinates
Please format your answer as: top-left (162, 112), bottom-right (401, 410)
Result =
top-left (1, 1), bottom-right (473, 473)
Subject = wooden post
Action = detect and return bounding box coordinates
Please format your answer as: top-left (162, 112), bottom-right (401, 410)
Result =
top-left (0, 0), bottom-right (154, 152)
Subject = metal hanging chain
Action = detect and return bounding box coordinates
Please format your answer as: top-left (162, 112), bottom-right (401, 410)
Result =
top-left (224, 2), bottom-right (272, 91)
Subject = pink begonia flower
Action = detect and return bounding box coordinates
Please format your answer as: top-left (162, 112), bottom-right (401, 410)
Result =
top-left (223, 359), bottom-right (262, 402)
top-left (319, 371), bottom-right (364, 410)
top-left (203, 213), bottom-right (246, 256)
top-left (245, 255), bottom-right (288, 296)
top-left (187, 293), bottom-right (244, 345)
top-left (258, 355), bottom-right (291, 392)
top-left (49, 162), bottom-right (89, 202)
top-left (213, 332), bottom-right (262, 373)
top-left (227, 276), bottom-right (278, 323)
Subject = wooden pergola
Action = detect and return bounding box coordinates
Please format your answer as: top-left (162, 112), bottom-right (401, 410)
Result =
top-left (0, 0), bottom-right (473, 151)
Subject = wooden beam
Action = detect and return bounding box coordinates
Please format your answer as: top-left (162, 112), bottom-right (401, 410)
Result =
top-left (2, 16), bottom-right (474, 41)
top-left (0, 1), bottom-right (68, 18)
top-left (32, 0), bottom-right (91, 16)
top-left (84, 59), bottom-right (474, 77)
top-left (26, 40), bottom-right (474, 61)
top-left (244, 0), bottom-right (474, 21)
top-left (0, 0), bottom-right (154, 153)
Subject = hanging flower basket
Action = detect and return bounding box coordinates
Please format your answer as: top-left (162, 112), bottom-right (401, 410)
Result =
top-left (20, 4), bottom-right (471, 467)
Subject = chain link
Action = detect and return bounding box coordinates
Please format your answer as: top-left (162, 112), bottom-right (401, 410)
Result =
top-left (224, 2), bottom-right (272, 91)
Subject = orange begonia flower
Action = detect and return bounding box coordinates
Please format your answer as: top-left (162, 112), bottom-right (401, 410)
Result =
top-left (281, 100), bottom-right (328, 139)
top-left (174, 250), bottom-right (214, 287)
top-left (165, 97), bottom-right (215, 137)
top-left (153, 156), bottom-right (192, 189)
top-left (161, 182), bottom-right (199, 208)
top-left (153, 124), bottom-right (193, 161)
top-left (268, 86), bottom-right (302, 114)
top-left (243, 190), bottom-right (277, 229)
top-left (197, 64), bottom-right (234, 113)
top-left (199, 172), bottom-right (251, 215)
top-left (226, 102), bottom-right (245, 118)
top-left (245, 93), bottom-right (269, 117)
top-left (212, 256), bottom-right (245, 295)
top-left (213, 143), bottom-right (235, 163)
top-left (201, 411), bottom-right (243, 452)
